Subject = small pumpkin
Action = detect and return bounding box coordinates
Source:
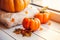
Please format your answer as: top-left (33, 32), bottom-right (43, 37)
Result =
top-left (34, 7), bottom-right (51, 24)
top-left (22, 18), bottom-right (40, 32)
top-left (0, 0), bottom-right (30, 12)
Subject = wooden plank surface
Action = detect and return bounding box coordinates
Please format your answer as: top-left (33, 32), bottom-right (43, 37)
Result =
top-left (0, 30), bottom-right (14, 40)
top-left (0, 25), bottom-right (45, 40)
top-left (0, 4), bottom-right (60, 40)
top-left (0, 21), bottom-right (60, 40)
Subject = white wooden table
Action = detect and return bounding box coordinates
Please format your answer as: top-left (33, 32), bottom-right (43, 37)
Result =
top-left (0, 21), bottom-right (60, 40)
top-left (0, 4), bottom-right (60, 40)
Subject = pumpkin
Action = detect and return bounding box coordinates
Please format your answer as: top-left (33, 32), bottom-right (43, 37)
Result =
top-left (22, 18), bottom-right (40, 32)
top-left (0, 0), bottom-right (30, 12)
top-left (34, 7), bottom-right (51, 24)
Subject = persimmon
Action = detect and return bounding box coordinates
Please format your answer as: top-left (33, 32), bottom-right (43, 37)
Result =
top-left (22, 18), bottom-right (40, 32)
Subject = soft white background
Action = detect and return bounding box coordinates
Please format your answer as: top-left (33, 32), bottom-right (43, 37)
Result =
top-left (32, 0), bottom-right (60, 10)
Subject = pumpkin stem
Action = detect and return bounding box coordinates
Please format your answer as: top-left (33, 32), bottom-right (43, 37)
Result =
top-left (29, 18), bottom-right (34, 20)
top-left (40, 6), bottom-right (48, 13)
top-left (40, 10), bottom-right (45, 13)
top-left (33, 18), bottom-right (35, 19)
top-left (29, 18), bottom-right (32, 19)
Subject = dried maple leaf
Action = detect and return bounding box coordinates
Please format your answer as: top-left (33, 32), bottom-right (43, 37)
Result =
top-left (13, 28), bottom-right (32, 37)
top-left (13, 28), bottom-right (22, 34)
top-left (25, 11), bottom-right (28, 14)
top-left (47, 21), bottom-right (51, 25)
top-left (21, 30), bottom-right (31, 37)
top-left (39, 28), bottom-right (43, 31)
top-left (30, 6), bottom-right (32, 8)
top-left (11, 18), bottom-right (15, 22)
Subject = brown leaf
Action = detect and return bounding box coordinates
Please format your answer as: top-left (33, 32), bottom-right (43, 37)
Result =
top-left (39, 28), bottom-right (43, 31)
top-left (11, 18), bottom-right (15, 22)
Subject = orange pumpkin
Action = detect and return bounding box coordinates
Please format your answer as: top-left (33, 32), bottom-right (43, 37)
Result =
top-left (22, 18), bottom-right (40, 32)
top-left (34, 11), bottom-right (51, 24)
top-left (0, 0), bottom-right (30, 12)
top-left (34, 7), bottom-right (51, 24)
